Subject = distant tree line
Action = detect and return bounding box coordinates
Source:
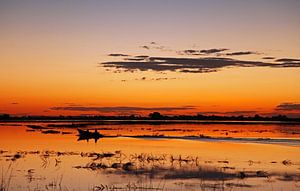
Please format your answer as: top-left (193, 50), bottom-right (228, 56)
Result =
top-left (0, 112), bottom-right (299, 122)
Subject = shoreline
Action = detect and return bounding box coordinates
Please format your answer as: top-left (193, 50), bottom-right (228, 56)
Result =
top-left (1, 119), bottom-right (300, 125)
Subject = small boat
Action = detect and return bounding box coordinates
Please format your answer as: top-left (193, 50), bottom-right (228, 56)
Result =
top-left (77, 129), bottom-right (103, 142)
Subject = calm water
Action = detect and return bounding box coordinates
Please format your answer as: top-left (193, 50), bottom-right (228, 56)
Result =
top-left (0, 121), bottom-right (300, 191)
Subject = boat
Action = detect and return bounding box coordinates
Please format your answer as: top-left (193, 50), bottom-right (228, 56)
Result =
top-left (77, 129), bottom-right (103, 142)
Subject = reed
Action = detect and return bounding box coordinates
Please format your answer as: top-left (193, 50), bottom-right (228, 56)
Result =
top-left (0, 163), bottom-right (13, 191)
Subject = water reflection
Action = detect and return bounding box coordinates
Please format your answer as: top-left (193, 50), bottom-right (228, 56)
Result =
top-left (0, 122), bottom-right (300, 190)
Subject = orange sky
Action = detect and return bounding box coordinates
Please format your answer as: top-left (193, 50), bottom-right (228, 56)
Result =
top-left (0, 1), bottom-right (300, 117)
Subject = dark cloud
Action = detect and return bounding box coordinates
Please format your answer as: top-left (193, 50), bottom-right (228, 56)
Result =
top-left (275, 58), bottom-right (300, 63)
top-left (181, 48), bottom-right (228, 55)
top-left (11, 102), bottom-right (19, 105)
top-left (125, 58), bottom-right (146, 61)
top-left (100, 56), bottom-right (300, 74)
top-left (226, 51), bottom-right (257, 56)
top-left (200, 48), bottom-right (228, 54)
top-left (135, 55), bottom-right (149, 58)
top-left (275, 103), bottom-right (300, 111)
top-left (50, 106), bottom-right (196, 113)
top-left (182, 49), bottom-right (202, 55)
top-left (108, 53), bottom-right (130, 57)
top-left (262, 57), bottom-right (275, 60)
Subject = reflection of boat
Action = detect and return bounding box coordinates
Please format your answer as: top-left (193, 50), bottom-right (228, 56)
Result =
top-left (77, 129), bottom-right (103, 142)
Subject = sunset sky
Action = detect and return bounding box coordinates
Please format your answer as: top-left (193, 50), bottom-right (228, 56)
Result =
top-left (0, 0), bottom-right (300, 117)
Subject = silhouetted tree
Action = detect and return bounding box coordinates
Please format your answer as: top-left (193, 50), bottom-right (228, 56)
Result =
top-left (271, 114), bottom-right (288, 121)
top-left (149, 112), bottom-right (163, 119)
top-left (0, 114), bottom-right (10, 120)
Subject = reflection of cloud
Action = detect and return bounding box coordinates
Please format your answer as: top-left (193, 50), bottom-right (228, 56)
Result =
top-left (163, 167), bottom-right (236, 180)
top-left (50, 106), bottom-right (196, 113)
top-left (101, 56), bottom-right (300, 74)
top-left (80, 155), bottom-right (300, 183)
top-left (275, 103), bottom-right (300, 111)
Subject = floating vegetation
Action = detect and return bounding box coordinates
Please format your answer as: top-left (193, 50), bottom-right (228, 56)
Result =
top-left (42, 130), bottom-right (61, 134)
top-left (93, 180), bottom-right (165, 191)
top-left (26, 125), bottom-right (47, 130)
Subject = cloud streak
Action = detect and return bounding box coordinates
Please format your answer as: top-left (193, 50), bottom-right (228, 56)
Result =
top-left (200, 48), bottom-right (229, 54)
top-left (226, 51), bottom-right (258, 56)
top-left (275, 58), bottom-right (300, 62)
top-left (180, 48), bottom-right (228, 55)
top-left (275, 103), bottom-right (300, 111)
top-left (262, 57), bottom-right (275, 60)
top-left (50, 106), bottom-right (196, 113)
top-left (200, 110), bottom-right (258, 116)
top-left (108, 53), bottom-right (130, 57)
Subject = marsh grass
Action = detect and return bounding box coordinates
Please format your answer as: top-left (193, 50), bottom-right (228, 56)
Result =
top-left (0, 163), bottom-right (13, 191)
top-left (93, 179), bottom-right (166, 191)
top-left (44, 175), bottom-right (64, 191)
top-left (0, 150), bottom-right (299, 190)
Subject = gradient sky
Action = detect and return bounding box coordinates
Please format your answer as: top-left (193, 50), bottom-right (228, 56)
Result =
top-left (0, 0), bottom-right (300, 116)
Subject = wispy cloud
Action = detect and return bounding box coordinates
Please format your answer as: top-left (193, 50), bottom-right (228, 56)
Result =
top-left (140, 42), bottom-right (169, 51)
top-left (140, 45), bottom-right (150, 50)
top-left (180, 48), bottom-right (228, 55)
